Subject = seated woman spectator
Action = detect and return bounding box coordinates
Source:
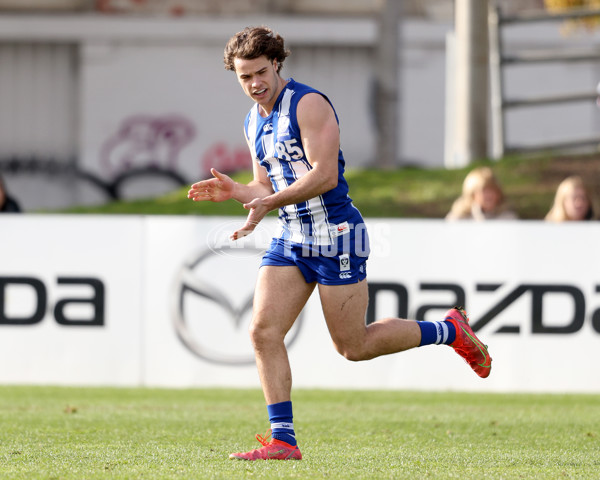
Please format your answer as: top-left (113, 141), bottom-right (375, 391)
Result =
top-left (0, 174), bottom-right (21, 213)
top-left (446, 166), bottom-right (517, 220)
top-left (545, 175), bottom-right (596, 222)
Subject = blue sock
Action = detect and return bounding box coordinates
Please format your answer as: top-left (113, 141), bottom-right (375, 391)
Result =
top-left (267, 401), bottom-right (296, 446)
top-left (417, 320), bottom-right (456, 346)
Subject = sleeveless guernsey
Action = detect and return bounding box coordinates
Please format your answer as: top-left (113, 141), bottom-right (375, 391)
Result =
top-left (244, 78), bottom-right (365, 246)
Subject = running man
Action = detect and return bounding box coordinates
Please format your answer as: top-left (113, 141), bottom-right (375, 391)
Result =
top-left (187, 26), bottom-right (492, 461)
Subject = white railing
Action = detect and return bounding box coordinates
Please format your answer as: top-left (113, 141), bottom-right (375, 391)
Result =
top-left (489, 5), bottom-right (600, 158)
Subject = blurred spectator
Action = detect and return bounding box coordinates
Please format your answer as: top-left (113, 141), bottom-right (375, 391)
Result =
top-left (545, 175), bottom-right (596, 222)
top-left (446, 167), bottom-right (518, 220)
top-left (0, 174), bottom-right (21, 213)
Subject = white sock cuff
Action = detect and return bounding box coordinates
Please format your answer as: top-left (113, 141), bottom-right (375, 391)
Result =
top-left (271, 422), bottom-right (294, 431)
top-left (436, 321), bottom-right (449, 344)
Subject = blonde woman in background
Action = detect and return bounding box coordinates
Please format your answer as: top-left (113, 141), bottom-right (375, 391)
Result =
top-left (545, 175), bottom-right (596, 222)
top-left (446, 167), bottom-right (517, 220)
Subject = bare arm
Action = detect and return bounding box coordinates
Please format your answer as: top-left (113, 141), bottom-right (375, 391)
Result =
top-left (187, 129), bottom-right (273, 204)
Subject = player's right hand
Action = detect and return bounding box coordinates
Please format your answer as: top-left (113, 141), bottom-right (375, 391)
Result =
top-left (187, 168), bottom-right (235, 203)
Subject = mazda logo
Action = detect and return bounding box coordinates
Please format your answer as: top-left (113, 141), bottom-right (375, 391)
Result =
top-left (171, 244), bottom-right (304, 364)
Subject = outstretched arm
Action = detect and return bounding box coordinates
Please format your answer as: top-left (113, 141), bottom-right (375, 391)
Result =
top-left (187, 163), bottom-right (273, 205)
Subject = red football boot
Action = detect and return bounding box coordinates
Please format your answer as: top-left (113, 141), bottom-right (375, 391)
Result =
top-left (229, 430), bottom-right (302, 461)
top-left (445, 307), bottom-right (492, 378)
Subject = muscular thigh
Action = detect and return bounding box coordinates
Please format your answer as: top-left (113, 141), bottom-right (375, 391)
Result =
top-left (253, 265), bottom-right (316, 334)
top-left (318, 279), bottom-right (369, 344)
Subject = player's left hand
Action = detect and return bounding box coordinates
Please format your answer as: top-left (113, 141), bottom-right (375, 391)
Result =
top-left (230, 197), bottom-right (270, 240)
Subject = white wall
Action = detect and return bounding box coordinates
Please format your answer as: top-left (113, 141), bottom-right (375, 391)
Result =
top-left (1, 216), bottom-right (599, 393)
top-left (0, 15), bottom-right (381, 210)
top-left (0, 14), bottom-right (599, 211)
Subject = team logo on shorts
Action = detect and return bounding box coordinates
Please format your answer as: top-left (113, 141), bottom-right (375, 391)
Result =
top-left (339, 253), bottom-right (350, 272)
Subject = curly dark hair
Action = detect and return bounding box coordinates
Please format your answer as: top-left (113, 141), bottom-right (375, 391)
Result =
top-left (224, 26), bottom-right (290, 73)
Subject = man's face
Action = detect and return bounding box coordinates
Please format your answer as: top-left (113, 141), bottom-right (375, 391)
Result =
top-left (233, 55), bottom-right (282, 113)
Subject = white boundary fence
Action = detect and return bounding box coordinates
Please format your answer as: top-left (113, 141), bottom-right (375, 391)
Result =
top-left (1, 215), bottom-right (599, 392)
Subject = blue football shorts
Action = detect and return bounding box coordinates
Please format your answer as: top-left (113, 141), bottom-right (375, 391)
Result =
top-left (260, 228), bottom-right (370, 285)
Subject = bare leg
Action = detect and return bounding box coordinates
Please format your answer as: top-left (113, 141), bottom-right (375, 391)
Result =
top-left (250, 266), bottom-right (315, 404)
top-left (318, 279), bottom-right (422, 361)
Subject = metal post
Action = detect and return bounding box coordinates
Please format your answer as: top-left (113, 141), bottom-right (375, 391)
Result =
top-left (444, 31), bottom-right (457, 168)
top-left (453, 0), bottom-right (489, 166)
top-left (488, 4), bottom-right (505, 160)
top-left (374, 0), bottom-right (400, 168)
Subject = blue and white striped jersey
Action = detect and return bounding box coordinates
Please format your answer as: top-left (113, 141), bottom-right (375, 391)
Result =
top-left (244, 78), bottom-right (364, 245)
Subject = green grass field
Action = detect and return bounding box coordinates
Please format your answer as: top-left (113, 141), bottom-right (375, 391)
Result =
top-left (0, 386), bottom-right (598, 479)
